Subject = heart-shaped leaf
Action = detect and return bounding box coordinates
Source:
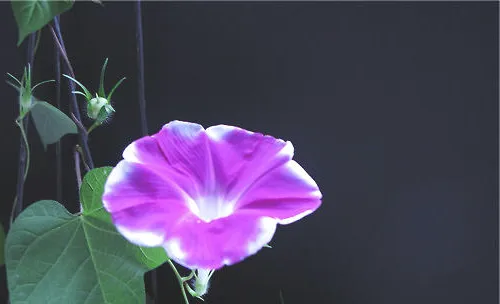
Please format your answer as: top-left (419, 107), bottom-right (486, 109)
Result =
top-left (80, 167), bottom-right (168, 269)
top-left (5, 200), bottom-right (159, 303)
top-left (11, 0), bottom-right (74, 46)
top-left (30, 101), bottom-right (77, 149)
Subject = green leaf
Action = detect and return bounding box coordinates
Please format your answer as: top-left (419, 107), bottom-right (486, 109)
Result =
top-left (136, 246), bottom-right (168, 270)
top-left (11, 0), bottom-right (74, 46)
top-left (63, 74), bottom-right (92, 100)
top-left (80, 167), bottom-right (168, 269)
top-left (0, 223), bottom-right (5, 266)
top-left (30, 101), bottom-right (77, 149)
top-left (107, 77), bottom-right (126, 102)
top-left (99, 58), bottom-right (109, 98)
top-left (80, 166), bottom-right (114, 223)
top-left (5, 200), bottom-right (162, 304)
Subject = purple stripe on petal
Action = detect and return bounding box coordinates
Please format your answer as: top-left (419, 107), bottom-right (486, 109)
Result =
top-left (236, 160), bottom-right (322, 224)
top-left (205, 125), bottom-right (293, 202)
top-left (111, 202), bottom-right (190, 233)
top-left (103, 160), bottom-right (189, 213)
top-left (162, 211), bottom-right (277, 270)
top-left (155, 121), bottom-right (213, 197)
top-left (122, 134), bottom-right (201, 199)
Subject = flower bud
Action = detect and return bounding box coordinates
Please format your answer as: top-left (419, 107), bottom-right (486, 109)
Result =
top-left (87, 96), bottom-right (109, 120)
top-left (96, 104), bottom-right (115, 124)
top-left (20, 92), bottom-right (33, 113)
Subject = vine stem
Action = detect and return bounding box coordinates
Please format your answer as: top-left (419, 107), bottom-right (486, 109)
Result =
top-left (10, 119), bottom-right (31, 225)
top-left (16, 120), bottom-right (30, 182)
top-left (54, 37), bottom-right (62, 203)
top-left (11, 33), bottom-right (36, 224)
top-left (166, 259), bottom-right (190, 304)
top-left (49, 16), bottom-right (94, 170)
top-left (134, 0), bottom-right (157, 301)
top-left (74, 145), bottom-right (82, 190)
top-left (73, 145), bottom-right (83, 213)
top-left (135, 0), bottom-right (148, 136)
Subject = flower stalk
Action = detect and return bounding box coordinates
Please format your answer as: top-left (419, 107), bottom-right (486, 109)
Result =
top-left (50, 17), bottom-right (94, 170)
top-left (135, 0), bottom-right (148, 136)
top-left (12, 33), bottom-right (37, 223)
top-left (166, 259), bottom-right (191, 304)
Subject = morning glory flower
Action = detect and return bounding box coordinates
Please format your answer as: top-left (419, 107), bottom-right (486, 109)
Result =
top-left (102, 120), bottom-right (322, 271)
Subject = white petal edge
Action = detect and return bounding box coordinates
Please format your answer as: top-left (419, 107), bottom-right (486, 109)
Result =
top-left (115, 225), bottom-right (164, 247)
top-left (122, 141), bottom-right (143, 164)
top-left (206, 124), bottom-right (253, 141)
top-left (286, 160), bottom-right (321, 195)
top-left (164, 238), bottom-right (188, 262)
top-left (247, 217), bottom-right (277, 255)
top-left (277, 141), bottom-right (295, 158)
top-left (162, 120), bottom-right (206, 139)
top-left (102, 161), bottom-right (128, 211)
top-left (278, 209), bottom-right (314, 225)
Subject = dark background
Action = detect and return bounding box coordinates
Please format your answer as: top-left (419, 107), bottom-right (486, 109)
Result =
top-left (0, 2), bottom-right (498, 304)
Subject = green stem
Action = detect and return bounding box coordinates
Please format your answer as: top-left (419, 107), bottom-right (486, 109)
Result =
top-left (16, 119), bottom-right (30, 180)
top-left (182, 270), bottom-right (195, 282)
top-left (33, 30), bottom-right (41, 58)
top-left (279, 289), bottom-right (285, 304)
top-left (73, 145), bottom-right (82, 190)
top-left (10, 119), bottom-right (31, 225)
top-left (11, 33), bottom-right (36, 225)
top-left (87, 122), bottom-right (98, 134)
top-left (166, 259), bottom-right (190, 304)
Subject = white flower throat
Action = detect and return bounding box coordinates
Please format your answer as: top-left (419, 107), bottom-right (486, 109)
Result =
top-left (188, 195), bottom-right (235, 222)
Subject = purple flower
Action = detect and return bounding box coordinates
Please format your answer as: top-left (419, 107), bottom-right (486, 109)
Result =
top-left (102, 121), bottom-right (322, 270)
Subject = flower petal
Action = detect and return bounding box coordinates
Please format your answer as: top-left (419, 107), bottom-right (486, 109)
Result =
top-left (110, 202), bottom-right (191, 247)
top-left (103, 160), bottom-right (197, 247)
top-left (122, 135), bottom-right (165, 166)
top-left (154, 121), bottom-right (213, 197)
top-left (161, 211), bottom-right (278, 270)
top-left (205, 124), bottom-right (293, 202)
top-left (236, 160), bottom-right (322, 224)
top-left (102, 160), bottom-right (191, 214)
top-left (121, 134), bottom-right (198, 198)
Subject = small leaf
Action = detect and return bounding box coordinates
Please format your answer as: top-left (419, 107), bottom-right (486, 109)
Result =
top-left (11, 0), bottom-right (74, 46)
top-left (80, 167), bottom-right (168, 269)
top-left (5, 200), bottom-right (160, 304)
top-left (0, 223), bottom-right (5, 266)
top-left (30, 101), bottom-right (77, 149)
top-left (99, 58), bottom-right (109, 98)
top-left (136, 246), bottom-right (168, 270)
top-left (63, 74), bottom-right (92, 100)
top-left (80, 166), bottom-right (114, 223)
top-left (107, 77), bottom-right (126, 102)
